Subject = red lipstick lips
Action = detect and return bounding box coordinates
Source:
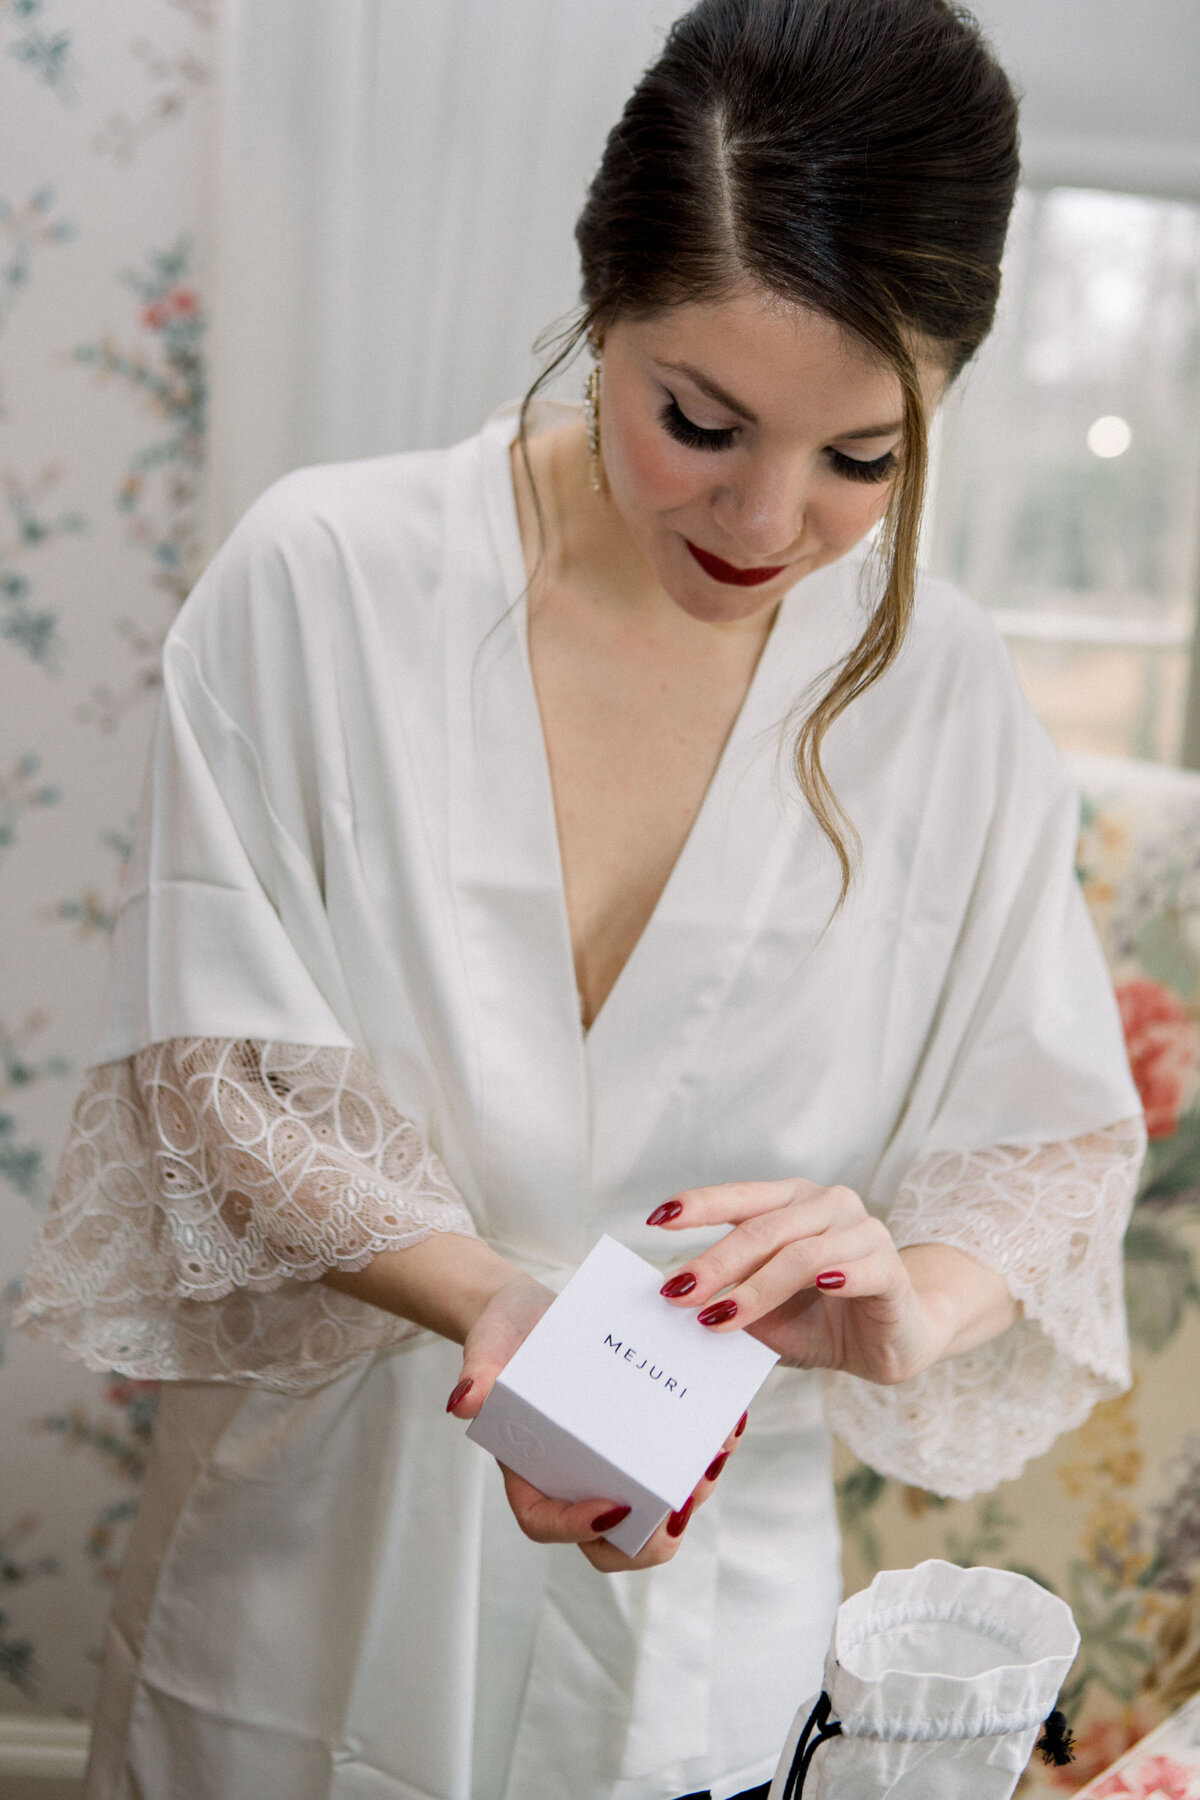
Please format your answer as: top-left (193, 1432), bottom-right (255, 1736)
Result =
top-left (686, 540), bottom-right (786, 586)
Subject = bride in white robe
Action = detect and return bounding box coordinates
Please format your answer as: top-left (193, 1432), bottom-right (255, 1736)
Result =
top-left (16, 3), bottom-right (1145, 1797)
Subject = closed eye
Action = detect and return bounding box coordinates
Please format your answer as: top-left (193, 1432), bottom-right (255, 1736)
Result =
top-left (826, 446), bottom-right (897, 483)
top-left (660, 395), bottom-right (739, 452)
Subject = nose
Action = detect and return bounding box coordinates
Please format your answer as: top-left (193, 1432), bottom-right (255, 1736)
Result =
top-left (710, 458), bottom-right (810, 561)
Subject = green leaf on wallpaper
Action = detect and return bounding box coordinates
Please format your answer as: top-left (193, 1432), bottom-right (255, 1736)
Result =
top-left (836, 1464), bottom-right (888, 1522)
top-left (944, 1493), bottom-right (1019, 1568)
top-left (1123, 1219), bottom-right (1200, 1353)
top-left (1134, 910), bottom-right (1200, 1003)
top-left (1062, 1563), bottom-right (1153, 1707)
top-left (1140, 1114), bottom-right (1200, 1203)
top-left (1004, 1563), bottom-right (1059, 1595)
top-left (835, 1464), bottom-right (888, 1575)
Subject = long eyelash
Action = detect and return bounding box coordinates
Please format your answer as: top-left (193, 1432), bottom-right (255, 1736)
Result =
top-left (660, 395), bottom-right (738, 452)
top-left (826, 447), bottom-right (898, 484)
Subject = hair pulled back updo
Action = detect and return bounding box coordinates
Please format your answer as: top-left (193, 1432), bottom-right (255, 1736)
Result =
top-left (523, 0), bottom-right (1019, 894)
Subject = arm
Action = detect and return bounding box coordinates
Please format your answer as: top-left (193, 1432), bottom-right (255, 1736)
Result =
top-left (898, 1241), bottom-right (1020, 1360)
top-left (321, 1231), bottom-right (529, 1344)
top-left (649, 1117), bottom-right (1145, 1495)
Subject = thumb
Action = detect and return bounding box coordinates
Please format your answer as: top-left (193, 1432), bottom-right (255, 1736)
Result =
top-left (445, 1278), bottom-right (554, 1420)
top-left (444, 1324), bottom-right (507, 1419)
top-left (444, 1352), bottom-right (497, 1421)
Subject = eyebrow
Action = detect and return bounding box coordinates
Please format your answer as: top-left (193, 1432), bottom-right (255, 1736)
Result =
top-left (657, 359), bottom-right (903, 440)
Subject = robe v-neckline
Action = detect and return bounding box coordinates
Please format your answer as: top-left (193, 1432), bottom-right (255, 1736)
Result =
top-left (451, 405), bottom-right (862, 1218)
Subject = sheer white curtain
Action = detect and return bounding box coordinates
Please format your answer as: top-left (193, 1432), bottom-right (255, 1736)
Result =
top-left (205, 0), bottom-right (675, 545)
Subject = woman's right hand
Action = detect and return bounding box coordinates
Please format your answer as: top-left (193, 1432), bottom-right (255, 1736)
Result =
top-left (447, 1277), bottom-right (743, 1570)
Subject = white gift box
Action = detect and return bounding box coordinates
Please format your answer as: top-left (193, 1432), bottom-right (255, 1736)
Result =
top-left (466, 1234), bottom-right (779, 1556)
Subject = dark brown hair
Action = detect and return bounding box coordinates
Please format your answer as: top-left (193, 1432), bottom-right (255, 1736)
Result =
top-left (523, 0), bottom-right (1019, 894)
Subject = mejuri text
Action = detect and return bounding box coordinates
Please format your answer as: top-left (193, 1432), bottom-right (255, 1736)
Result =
top-left (603, 1333), bottom-right (687, 1397)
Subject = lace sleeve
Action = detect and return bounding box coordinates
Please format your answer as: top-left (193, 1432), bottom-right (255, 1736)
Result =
top-left (15, 1038), bottom-right (477, 1395)
top-left (820, 1117), bottom-right (1146, 1499)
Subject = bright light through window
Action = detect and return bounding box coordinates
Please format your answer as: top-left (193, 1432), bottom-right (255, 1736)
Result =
top-left (929, 188), bottom-right (1200, 764)
top-left (1087, 415), bottom-right (1132, 459)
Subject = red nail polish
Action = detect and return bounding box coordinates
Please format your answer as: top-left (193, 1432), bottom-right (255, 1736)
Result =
top-left (697, 1298), bottom-right (738, 1327)
top-left (591, 1505), bottom-right (632, 1533)
top-left (646, 1199), bottom-right (683, 1227)
top-left (446, 1378), bottom-right (473, 1413)
top-left (815, 1270), bottom-right (847, 1290)
top-left (735, 1411), bottom-right (748, 1437)
top-left (705, 1452), bottom-right (728, 1483)
top-left (666, 1496), bottom-right (694, 1538)
top-left (660, 1272), bottom-right (697, 1298)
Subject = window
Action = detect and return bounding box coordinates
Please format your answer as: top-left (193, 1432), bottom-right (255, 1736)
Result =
top-left (928, 188), bottom-right (1200, 764)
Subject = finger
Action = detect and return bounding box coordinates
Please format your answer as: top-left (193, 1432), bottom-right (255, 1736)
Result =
top-left (447, 1283), bottom-right (555, 1418)
top-left (499, 1465), bottom-right (634, 1547)
top-left (582, 1494), bottom-right (695, 1571)
top-left (445, 1339), bottom-right (504, 1417)
top-left (578, 1431), bottom-right (747, 1572)
top-left (647, 1178), bottom-right (823, 1231)
top-left (580, 1529), bottom-right (680, 1572)
top-left (698, 1217), bottom-right (906, 1331)
top-left (659, 1187), bottom-right (860, 1307)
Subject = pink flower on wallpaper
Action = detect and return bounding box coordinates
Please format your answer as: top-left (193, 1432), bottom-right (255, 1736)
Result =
top-left (1092, 1753), bottom-right (1200, 1799)
top-left (103, 1375), bottom-right (158, 1411)
top-left (1116, 979), bottom-right (1200, 1140)
top-left (140, 288), bottom-right (196, 330)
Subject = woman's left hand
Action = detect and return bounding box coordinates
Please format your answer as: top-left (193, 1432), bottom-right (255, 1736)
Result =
top-left (648, 1179), bottom-right (966, 1384)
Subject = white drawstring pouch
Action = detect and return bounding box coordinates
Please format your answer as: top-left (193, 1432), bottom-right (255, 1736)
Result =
top-left (768, 1559), bottom-right (1080, 1800)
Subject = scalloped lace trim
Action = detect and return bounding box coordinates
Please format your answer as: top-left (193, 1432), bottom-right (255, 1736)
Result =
top-left (15, 1039), bottom-right (476, 1394)
top-left (821, 1118), bottom-right (1146, 1499)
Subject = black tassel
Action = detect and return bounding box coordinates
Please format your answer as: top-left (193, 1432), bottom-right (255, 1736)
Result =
top-left (1037, 1710), bottom-right (1076, 1767)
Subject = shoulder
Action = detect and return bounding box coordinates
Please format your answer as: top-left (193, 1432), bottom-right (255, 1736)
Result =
top-left (830, 561), bottom-right (1072, 814)
top-left (166, 437), bottom-right (485, 681)
top-left (904, 569), bottom-right (1025, 698)
top-left (192, 443), bottom-right (460, 610)
top-left (904, 569), bottom-right (1059, 766)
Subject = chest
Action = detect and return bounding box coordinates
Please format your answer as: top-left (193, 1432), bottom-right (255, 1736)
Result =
top-left (527, 601), bottom-right (768, 1028)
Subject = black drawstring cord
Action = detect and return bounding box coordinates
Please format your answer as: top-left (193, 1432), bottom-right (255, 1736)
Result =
top-left (779, 1696), bottom-right (1071, 1793)
top-left (782, 1691), bottom-right (843, 1800)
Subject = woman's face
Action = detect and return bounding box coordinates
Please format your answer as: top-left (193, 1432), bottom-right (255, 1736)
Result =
top-left (595, 286), bottom-right (946, 626)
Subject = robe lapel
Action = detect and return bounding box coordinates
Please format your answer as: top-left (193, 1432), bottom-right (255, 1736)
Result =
top-left (586, 560), bottom-right (867, 1200)
top-left (445, 419), bottom-right (593, 1268)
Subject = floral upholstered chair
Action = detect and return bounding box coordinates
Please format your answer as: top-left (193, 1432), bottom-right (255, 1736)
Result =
top-left (834, 751), bottom-right (1200, 1794)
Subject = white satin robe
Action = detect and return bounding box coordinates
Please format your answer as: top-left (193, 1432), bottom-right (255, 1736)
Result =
top-left (64, 403), bottom-right (1138, 1800)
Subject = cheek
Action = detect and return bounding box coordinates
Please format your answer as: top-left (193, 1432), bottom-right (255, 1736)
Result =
top-left (608, 408), bottom-right (699, 514)
top-left (817, 482), bottom-right (893, 549)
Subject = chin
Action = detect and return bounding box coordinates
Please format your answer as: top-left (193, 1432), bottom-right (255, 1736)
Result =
top-left (668, 580), bottom-right (784, 625)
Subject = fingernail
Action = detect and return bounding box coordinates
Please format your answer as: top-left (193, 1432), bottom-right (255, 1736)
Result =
top-left (697, 1298), bottom-right (738, 1327)
top-left (446, 1378), bottom-right (473, 1413)
top-left (660, 1272), bottom-right (697, 1298)
top-left (591, 1505), bottom-right (632, 1533)
top-left (735, 1411), bottom-right (748, 1437)
top-left (666, 1496), bottom-right (694, 1538)
top-left (705, 1452), bottom-right (728, 1483)
top-left (816, 1270), bottom-right (847, 1290)
top-left (646, 1199), bottom-right (683, 1227)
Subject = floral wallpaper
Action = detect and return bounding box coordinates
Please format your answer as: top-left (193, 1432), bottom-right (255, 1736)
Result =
top-left (0, 0), bottom-right (210, 1720)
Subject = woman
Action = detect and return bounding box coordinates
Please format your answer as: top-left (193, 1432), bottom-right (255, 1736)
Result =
top-left (18, 1), bottom-right (1144, 1797)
